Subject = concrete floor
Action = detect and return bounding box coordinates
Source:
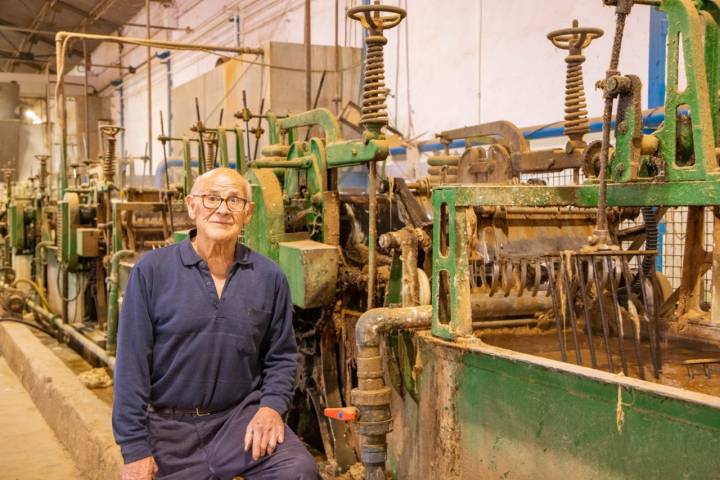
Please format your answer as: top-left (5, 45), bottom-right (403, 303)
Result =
top-left (0, 356), bottom-right (84, 479)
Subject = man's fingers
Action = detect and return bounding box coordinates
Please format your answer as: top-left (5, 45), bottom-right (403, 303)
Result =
top-left (252, 428), bottom-right (264, 460)
top-left (277, 423), bottom-right (285, 444)
top-left (244, 424), bottom-right (254, 452)
top-left (267, 429), bottom-right (278, 455)
top-left (259, 427), bottom-right (271, 458)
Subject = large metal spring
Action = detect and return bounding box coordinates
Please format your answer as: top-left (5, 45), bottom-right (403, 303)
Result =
top-left (547, 21), bottom-right (603, 145)
top-left (56, 203), bottom-right (63, 251)
top-left (101, 126), bottom-right (123, 184)
top-left (361, 35), bottom-right (389, 129)
top-left (4, 170), bottom-right (11, 201)
top-left (204, 132), bottom-right (217, 172)
top-left (36, 155), bottom-right (48, 193)
top-left (103, 138), bottom-right (116, 180)
top-left (563, 53), bottom-right (589, 142)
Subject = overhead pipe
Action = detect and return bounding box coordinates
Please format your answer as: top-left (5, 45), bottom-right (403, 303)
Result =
top-left (54, 30), bottom-right (263, 200)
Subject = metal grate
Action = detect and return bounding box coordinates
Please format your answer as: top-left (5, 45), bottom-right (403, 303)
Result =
top-left (662, 207), bottom-right (714, 309)
top-left (518, 169), bottom-right (714, 304)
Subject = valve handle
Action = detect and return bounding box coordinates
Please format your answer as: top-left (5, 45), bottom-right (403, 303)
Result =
top-left (324, 407), bottom-right (359, 422)
top-left (547, 20), bottom-right (604, 51)
top-left (347, 2), bottom-right (406, 32)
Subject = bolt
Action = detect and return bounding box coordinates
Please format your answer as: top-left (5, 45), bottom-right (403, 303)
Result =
top-left (617, 121), bottom-right (628, 135)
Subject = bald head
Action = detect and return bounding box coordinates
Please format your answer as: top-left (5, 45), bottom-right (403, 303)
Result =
top-left (190, 167), bottom-right (251, 200)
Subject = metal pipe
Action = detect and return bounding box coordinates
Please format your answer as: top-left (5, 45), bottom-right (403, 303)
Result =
top-left (472, 319), bottom-right (537, 329)
top-left (304, 0), bottom-right (312, 111)
top-left (252, 158), bottom-right (311, 169)
top-left (470, 293), bottom-right (551, 319)
top-left (83, 39), bottom-right (90, 164)
top-left (353, 305), bottom-right (433, 480)
top-left (106, 249), bottom-right (134, 356)
top-left (55, 37), bottom-right (68, 199)
top-left (147, 0), bottom-right (153, 177)
top-left (334, 0), bottom-right (341, 115)
top-left (34, 241), bottom-right (53, 301)
top-left (54, 31), bottom-right (264, 57)
top-left (367, 162), bottom-right (377, 310)
top-left (25, 296), bottom-right (116, 371)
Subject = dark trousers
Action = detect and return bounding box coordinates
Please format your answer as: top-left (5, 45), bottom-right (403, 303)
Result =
top-left (148, 391), bottom-right (319, 480)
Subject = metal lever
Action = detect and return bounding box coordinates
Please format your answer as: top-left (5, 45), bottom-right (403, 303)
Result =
top-left (324, 407), bottom-right (359, 422)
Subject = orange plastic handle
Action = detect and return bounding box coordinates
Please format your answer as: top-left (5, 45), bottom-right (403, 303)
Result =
top-left (324, 407), bottom-right (359, 422)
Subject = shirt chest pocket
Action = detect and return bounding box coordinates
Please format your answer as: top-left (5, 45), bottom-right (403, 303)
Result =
top-left (230, 305), bottom-right (272, 353)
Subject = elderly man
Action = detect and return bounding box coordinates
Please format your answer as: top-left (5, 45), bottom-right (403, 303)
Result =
top-left (112, 168), bottom-right (319, 480)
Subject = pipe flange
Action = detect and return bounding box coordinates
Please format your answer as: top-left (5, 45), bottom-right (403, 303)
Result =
top-left (354, 418), bottom-right (393, 436)
top-left (351, 386), bottom-right (391, 406)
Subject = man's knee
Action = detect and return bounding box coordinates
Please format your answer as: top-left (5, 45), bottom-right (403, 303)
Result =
top-left (272, 444), bottom-right (319, 480)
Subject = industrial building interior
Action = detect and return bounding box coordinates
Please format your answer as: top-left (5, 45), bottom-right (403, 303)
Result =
top-left (0, 0), bottom-right (719, 478)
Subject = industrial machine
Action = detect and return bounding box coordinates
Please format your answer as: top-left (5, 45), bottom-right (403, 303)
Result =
top-left (2, 0), bottom-right (720, 479)
top-left (321, 1), bottom-right (720, 479)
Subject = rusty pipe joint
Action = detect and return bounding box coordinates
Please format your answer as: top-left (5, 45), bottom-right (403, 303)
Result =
top-left (597, 73), bottom-right (631, 100)
top-left (352, 305), bottom-right (432, 479)
top-left (603, 0), bottom-right (635, 14)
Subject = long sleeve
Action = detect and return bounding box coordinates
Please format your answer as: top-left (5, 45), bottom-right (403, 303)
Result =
top-left (258, 273), bottom-right (298, 416)
top-left (112, 265), bottom-right (154, 464)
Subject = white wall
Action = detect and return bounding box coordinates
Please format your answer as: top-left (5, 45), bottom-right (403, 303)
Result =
top-left (86, 0), bottom-right (656, 169)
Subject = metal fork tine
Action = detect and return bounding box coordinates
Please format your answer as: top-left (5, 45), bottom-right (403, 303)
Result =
top-left (546, 257), bottom-right (568, 363)
top-left (560, 255), bottom-right (583, 365)
top-left (518, 259), bottom-right (527, 297)
top-left (637, 264), bottom-right (661, 377)
top-left (605, 256), bottom-right (629, 376)
top-left (620, 256), bottom-right (645, 380)
top-left (574, 256), bottom-right (597, 369)
top-left (591, 256), bottom-right (615, 373)
top-left (531, 260), bottom-right (541, 297)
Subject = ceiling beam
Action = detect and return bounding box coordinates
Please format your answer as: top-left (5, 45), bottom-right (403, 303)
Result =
top-left (5, 0), bottom-right (56, 71)
top-left (52, 0), bottom-right (121, 29)
top-left (0, 21), bottom-right (84, 58)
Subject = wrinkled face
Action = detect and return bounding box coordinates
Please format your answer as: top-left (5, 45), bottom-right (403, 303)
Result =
top-left (185, 170), bottom-right (254, 243)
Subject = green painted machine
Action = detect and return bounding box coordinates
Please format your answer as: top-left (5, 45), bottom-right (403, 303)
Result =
top-left (3, 0), bottom-right (720, 478)
top-left (322, 1), bottom-right (720, 479)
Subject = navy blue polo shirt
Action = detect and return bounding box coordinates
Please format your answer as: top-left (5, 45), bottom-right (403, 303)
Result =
top-left (112, 233), bottom-right (297, 464)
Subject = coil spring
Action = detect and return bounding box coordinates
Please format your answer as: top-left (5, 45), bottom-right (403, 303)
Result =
top-left (205, 135), bottom-right (216, 172)
top-left (56, 203), bottom-right (63, 252)
top-left (361, 35), bottom-right (389, 128)
top-left (103, 138), bottom-right (116, 182)
top-left (564, 53), bottom-right (589, 142)
top-left (4, 170), bottom-right (11, 200)
top-left (38, 157), bottom-right (47, 192)
top-left (547, 21), bottom-right (603, 145)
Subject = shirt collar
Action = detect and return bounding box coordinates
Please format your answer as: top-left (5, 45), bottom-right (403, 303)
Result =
top-left (179, 229), bottom-right (253, 267)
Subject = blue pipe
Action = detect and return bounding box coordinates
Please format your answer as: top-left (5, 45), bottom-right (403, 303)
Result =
top-left (648, 9), bottom-right (668, 109)
top-left (389, 109), bottom-right (669, 156)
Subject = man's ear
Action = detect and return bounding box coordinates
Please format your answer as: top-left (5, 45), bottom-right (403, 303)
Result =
top-left (242, 202), bottom-right (255, 225)
top-left (185, 195), bottom-right (196, 220)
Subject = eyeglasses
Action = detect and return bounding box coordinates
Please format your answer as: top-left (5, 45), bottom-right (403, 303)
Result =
top-left (194, 194), bottom-right (248, 212)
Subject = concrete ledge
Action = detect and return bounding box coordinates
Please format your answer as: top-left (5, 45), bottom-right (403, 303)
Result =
top-left (0, 323), bottom-right (122, 479)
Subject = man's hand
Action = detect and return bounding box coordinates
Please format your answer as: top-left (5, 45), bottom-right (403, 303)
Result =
top-left (244, 406), bottom-right (285, 460)
top-left (122, 456), bottom-right (158, 480)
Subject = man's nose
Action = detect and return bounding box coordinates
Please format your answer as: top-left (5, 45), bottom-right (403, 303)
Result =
top-left (215, 200), bottom-right (231, 214)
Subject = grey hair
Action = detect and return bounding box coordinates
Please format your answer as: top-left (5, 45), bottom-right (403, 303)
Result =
top-left (189, 168), bottom-right (251, 199)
